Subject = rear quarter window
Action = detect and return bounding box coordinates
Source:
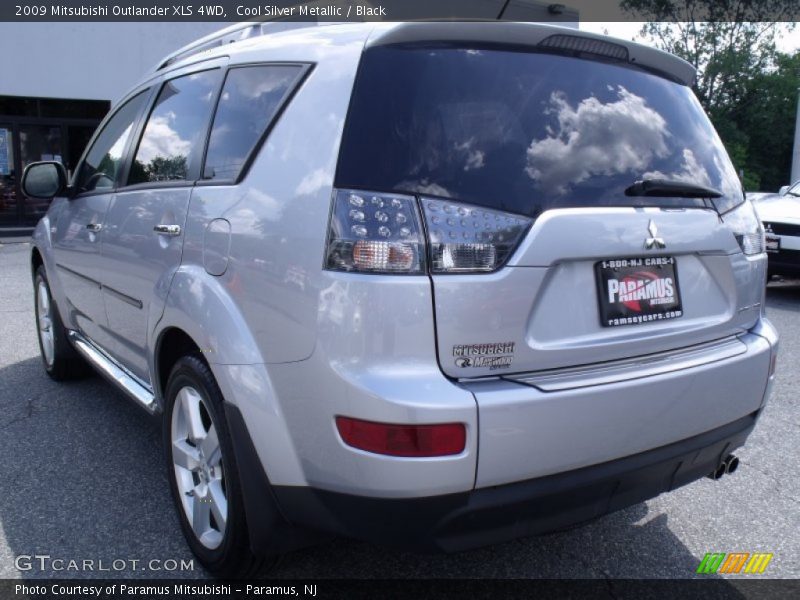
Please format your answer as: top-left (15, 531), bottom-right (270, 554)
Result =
top-left (336, 46), bottom-right (743, 217)
top-left (203, 64), bottom-right (305, 181)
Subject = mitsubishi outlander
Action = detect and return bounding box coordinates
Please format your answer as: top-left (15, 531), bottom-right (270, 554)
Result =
top-left (23, 22), bottom-right (778, 576)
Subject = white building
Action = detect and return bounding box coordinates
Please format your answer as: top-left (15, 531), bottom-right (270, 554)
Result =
top-left (0, 22), bottom-right (221, 228)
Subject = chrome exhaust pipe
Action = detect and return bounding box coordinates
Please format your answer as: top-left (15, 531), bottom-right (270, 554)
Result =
top-left (708, 462), bottom-right (727, 480)
top-left (725, 454), bottom-right (740, 475)
top-left (708, 454), bottom-right (740, 480)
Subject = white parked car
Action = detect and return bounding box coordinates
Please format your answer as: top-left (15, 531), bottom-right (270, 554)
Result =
top-left (755, 181), bottom-right (800, 278)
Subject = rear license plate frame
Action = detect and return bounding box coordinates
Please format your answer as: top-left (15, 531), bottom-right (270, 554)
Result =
top-left (765, 235), bottom-right (781, 254)
top-left (595, 256), bottom-right (683, 328)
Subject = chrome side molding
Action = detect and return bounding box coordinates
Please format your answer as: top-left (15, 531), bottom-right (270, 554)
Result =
top-left (68, 331), bottom-right (158, 414)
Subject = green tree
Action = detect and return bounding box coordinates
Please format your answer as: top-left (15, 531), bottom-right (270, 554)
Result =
top-left (621, 0), bottom-right (800, 190)
top-left (737, 52), bottom-right (800, 190)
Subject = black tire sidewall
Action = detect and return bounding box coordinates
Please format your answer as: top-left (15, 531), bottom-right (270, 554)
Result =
top-left (162, 356), bottom-right (251, 574)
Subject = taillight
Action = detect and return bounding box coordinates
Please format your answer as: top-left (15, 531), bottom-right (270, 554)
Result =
top-left (723, 200), bottom-right (765, 256)
top-left (324, 188), bottom-right (531, 274)
top-left (325, 189), bottom-right (426, 274)
top-left (421, 197), bottom-right (532, 273)
top-left (335, 416), bottom-right (466, 457)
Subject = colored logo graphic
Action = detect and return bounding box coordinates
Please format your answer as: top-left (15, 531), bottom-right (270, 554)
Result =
top-left (696, 552), bottom-right (773, 574)
top-left (607, 271), bottom-right (676, 312)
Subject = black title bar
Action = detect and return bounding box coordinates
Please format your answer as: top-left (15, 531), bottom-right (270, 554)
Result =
top-left (4, 579), bottom-right (800, 600)
top-left (4, 0), bottom-right (800, 22)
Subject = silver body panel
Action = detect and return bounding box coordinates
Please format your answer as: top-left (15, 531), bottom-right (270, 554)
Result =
top-left (31, 22), bottom-right (777, 502)
top-left (468, 331), bottom-right (772, 488)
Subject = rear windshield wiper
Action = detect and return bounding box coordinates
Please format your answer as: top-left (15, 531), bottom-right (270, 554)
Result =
top-left (625, 178), bottom-right (723, 199)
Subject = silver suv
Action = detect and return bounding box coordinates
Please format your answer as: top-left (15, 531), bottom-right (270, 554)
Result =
top-left (24, 22), bottom-right (778, 577)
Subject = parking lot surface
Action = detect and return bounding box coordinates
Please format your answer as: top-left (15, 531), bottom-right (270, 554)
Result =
top-left (0, 240), bottom-right (797, 579)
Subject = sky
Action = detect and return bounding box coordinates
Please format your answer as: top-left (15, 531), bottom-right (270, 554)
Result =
top-left (580, 22), bottom-right (800, 54)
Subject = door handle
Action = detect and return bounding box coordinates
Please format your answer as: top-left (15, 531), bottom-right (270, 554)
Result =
top-left (86, 223), bottom-right (103, 232)
top-left (154, 224), bottom-right (182, 237)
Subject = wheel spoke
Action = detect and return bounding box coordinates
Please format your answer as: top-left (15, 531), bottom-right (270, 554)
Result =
top-left (200, 425), bottom-right (220, 465)
top-left (172, 439), bottom-right (200, 471)
top-left (208, 480), bottom-right (227, 530)
top-left (38, 283), bottom-right (49, 315)
top-left (36, 281), bottom-right (55, 367)
top-left (191, 488), bottom-right (211, 536)
top-left (179, 388), bottom-right (206, 442)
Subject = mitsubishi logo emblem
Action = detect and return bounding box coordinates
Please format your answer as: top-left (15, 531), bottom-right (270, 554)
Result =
top-left (645, 220), bottom-right (666, 249)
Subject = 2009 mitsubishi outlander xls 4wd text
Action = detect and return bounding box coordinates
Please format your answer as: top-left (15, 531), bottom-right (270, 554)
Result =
top-left (23, 22), bottom-right (778, 576)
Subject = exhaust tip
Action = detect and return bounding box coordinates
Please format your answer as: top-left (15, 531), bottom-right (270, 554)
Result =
top-left (725, 454), bottom-right (740, 475)
top-left (708, 462), bottom-right (727, 480)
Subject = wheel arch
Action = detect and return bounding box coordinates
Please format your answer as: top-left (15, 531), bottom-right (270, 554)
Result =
top-left (154, 326), bottom-right (204, 403)
top-left (31, 245), bottom-right (44, 277)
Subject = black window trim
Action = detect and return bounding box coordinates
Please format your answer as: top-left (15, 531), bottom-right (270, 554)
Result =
top-left (72, 60), bottom-right (314, 198)
top-left (72, 58), bottom-right (230, 198)
top-left (70, 86), bottom-right (156, 200)
top-left (195, 61), bottom-right (314, 188)
top-left (120, 65), bottom-right (226, 191)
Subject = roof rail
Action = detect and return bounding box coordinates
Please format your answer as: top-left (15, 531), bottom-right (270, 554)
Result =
top-left (154, 21), bottom-right (328, 71)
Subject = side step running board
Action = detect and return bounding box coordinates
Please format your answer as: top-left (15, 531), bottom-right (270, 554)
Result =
top-left (68, 331), bottom-right (158, 414)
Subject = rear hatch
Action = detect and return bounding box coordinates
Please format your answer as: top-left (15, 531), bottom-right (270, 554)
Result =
top-left (336, 37), bottom-right (765, 378)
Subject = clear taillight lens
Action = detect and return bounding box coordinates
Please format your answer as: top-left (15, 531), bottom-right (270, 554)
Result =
top-left (325, 190), bottom-right (531, 274)
top-left (325, 189), bottom-right (426, 274)
top-left (421, 198), bottom-right (532, 273)
top-left (723, 200), bottom-right (765, 256)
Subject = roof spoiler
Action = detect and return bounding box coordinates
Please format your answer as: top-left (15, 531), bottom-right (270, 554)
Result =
top-left (367, 22), bottom-right (697, 86)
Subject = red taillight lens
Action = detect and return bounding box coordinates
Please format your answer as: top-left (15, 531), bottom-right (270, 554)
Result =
top-left (335, 417), bottom-right (466, 457)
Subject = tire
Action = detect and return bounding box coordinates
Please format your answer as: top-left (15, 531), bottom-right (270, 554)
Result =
top-left (33, 265), bottom-right (91, 381)
top-left (163, 355), bottom-right (279, 577)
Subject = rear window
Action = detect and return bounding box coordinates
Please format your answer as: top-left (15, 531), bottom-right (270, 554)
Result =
top-left (336, 46), bottom-right (743, 217)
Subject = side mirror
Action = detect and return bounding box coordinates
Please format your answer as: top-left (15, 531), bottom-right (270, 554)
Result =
top-left (778, 185), bottom-right (789, 196)
top-left (21, 161), bottom-right (68, 200)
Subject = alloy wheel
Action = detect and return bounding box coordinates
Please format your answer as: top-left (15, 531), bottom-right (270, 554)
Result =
top-left (36, 280), bottom-right (55, 367)
top-left (171, 386), bottom-right (227, 549)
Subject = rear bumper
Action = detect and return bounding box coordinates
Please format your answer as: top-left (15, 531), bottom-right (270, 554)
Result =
top-left (272, 413), bottom-right (757, 553)
top-left (230, 320), bottom-right (776, 555)
top-left (468, 327), bottom-right (774, 488)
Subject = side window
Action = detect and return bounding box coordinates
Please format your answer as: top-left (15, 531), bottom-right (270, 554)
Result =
top-left (75, 91), bottom-right (148, 193)
top-left (128, 69), bottom-right (222, 185)
top-left (203, 65), bottom-right (303, 181)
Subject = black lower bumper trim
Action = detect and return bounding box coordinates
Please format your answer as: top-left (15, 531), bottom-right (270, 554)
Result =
top-left (272, 413), bottom-right (757, 553)
top-left (768, 249), bottom-right (800, 275)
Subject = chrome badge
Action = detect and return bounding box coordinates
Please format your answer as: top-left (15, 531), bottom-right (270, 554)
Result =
top-left (645, 220), bottom-right (666, 250)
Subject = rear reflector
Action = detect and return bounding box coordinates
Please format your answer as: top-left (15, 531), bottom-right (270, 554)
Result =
top-left (335, 417), bottom-right (466, 457)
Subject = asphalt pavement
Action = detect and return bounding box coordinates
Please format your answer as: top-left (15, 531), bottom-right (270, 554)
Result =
top-left (0, 240), bottom-right (797, 580)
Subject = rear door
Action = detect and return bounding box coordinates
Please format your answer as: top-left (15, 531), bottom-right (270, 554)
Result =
top-left (336, 45), bottom-right (765, 378)
top-left (99, 62), bottom-right (225, 383)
